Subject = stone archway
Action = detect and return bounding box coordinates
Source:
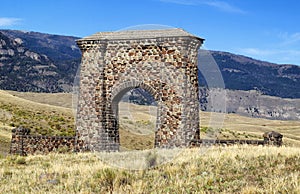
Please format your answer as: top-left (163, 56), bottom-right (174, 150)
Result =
top-left (76, 28), bottom-right (204, 151)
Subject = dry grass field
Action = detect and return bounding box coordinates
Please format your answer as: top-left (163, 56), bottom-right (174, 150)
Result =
top-left (7, 90), bottom-right (73, 109)
top-left (0, 90), bottom-right (75, 138)
top-left (0, 90), bottom-right (300, 193)
top-left (200, 111), bottom-right (300, 147)
top-left (0, 146), bottom-right (299, 193)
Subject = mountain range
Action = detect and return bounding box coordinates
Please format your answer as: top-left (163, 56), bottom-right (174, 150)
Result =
top-left (207, 51), bottom-right (300, 98)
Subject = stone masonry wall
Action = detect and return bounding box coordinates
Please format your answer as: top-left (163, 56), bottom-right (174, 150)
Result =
top-left (10, 127), bottom-right (84, 155)
top-left (76, 29), bottom-right (203, 151)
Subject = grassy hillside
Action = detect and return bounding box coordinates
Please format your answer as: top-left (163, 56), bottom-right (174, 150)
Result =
top-left (0, 90), bottom-right (75, 136)
top-left (0, 146), bottom-right (299, 193)
top-left (0, 90), bottom-right (299, 155)
top-left (0, 90), bottom-right (76, 155)
top-left (200, 111), bottom-right (300, 147)
top-left (7, 90), bottom-right (73, 108)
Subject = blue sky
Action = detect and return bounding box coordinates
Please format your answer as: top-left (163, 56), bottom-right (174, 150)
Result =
top-left (1, 0), bottom-right (299, 65)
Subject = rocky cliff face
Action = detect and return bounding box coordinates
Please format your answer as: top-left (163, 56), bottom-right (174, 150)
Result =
top-left (200, 88), bottom-right (300, 120)
top-left (0, 30), bottom-right (80, 92)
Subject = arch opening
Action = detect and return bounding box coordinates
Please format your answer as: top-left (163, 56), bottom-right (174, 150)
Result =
top-left (112, 87), bottom-right (158, 151)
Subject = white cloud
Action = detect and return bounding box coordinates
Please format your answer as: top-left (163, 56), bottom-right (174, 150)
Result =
top-left (0, 17), bottom-right (22, 27)
top-left (278, 32), bottom-right (300, 46)
top-left (236, 48), bottom-right (300, 65)
top-left (159, 0), bottom-right (246, 14)
top-left (203, 0), bottom-right (245, 14)
top-left (234, 30), bottom-right (300, 65)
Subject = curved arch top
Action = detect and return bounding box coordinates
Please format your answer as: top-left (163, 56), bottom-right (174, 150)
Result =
top-left (75, 28), bottom-right (203, 151)
top-left (111, 80), bottom-right (159, 104)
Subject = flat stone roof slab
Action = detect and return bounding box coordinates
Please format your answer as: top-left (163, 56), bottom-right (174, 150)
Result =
top-left (78, 28), bottom-right (204, 41)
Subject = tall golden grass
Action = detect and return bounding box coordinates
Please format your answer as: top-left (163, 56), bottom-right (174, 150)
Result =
top-left (0, 145), bottom-right (299, 193)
